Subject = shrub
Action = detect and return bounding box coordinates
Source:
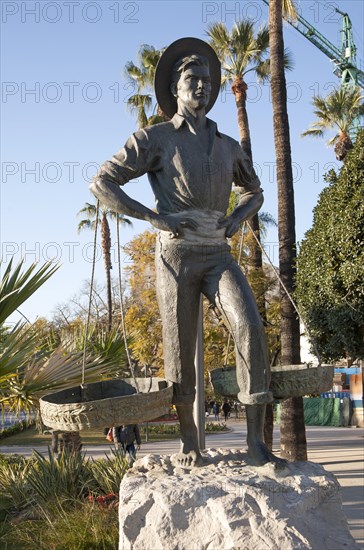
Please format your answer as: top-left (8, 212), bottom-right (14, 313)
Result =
top-left (90, 449), bottom-right (130, 495)
top-left (140, 423), bottom-right (180, 435)
top-left (205, 422), bottom-right (228, 432)
top-left (27, 449), bottom-right (95, 504)
top-left (1, 501), bottom-right (119, 550)
top-left (0, 454), bottom-right (34, 511)
top-left (0, 420), bottom-right (35, 440)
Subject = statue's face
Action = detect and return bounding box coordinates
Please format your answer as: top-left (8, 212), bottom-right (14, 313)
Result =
top-left (175, 65), bottom-right (211, 112)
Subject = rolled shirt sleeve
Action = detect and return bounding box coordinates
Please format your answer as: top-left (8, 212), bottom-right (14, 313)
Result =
top-left (97, 129), bottom-right (162, 186)
top-left (233, 143), bottom-right (262, 195)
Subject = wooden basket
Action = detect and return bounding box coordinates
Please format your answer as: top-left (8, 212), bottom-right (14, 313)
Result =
top-left (209, 364), bottom-right (334, 400)
top-left (40, 378), bottom-right (173, 432)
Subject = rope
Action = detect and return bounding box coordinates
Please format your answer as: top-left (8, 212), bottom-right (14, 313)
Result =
top-left (224, 222), bottom-right (246, 366)
top-left (81, 200), bottom-right (100, 388)
top-left (248, 227), bottom-right (322, 364)
top-left (116, 217), bottom-right (140, 393)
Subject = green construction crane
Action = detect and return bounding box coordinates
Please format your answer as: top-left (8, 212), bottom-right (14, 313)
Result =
top-left (261, 0), bottom-right (364, 89)
top-left (336, 9), bottom-right (363, 90)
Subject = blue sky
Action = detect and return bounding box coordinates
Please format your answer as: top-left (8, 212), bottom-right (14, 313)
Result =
top-left (1, 0), bottom-right (363, 322)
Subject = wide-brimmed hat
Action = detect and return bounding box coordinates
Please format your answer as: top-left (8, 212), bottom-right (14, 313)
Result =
top-left (155, 37), bottom-right (221, 119)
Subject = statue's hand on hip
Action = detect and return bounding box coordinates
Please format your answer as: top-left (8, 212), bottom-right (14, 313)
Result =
top-left (217, 213), bottom-right (241, 238)
top-left (150, 213), bottom-right (198, 238)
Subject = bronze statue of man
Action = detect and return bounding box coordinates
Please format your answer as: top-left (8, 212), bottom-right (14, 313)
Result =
top-left (90, 37), bottom-right (285, 468)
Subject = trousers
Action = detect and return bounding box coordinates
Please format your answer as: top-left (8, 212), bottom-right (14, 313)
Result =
top-left (119, 442), bottom-right (136, 463)
top-left (155, 235), bottom-right (273, 406)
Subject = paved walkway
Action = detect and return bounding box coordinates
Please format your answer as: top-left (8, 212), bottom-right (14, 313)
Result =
top-left (1, 421), bottom-right (363, 547)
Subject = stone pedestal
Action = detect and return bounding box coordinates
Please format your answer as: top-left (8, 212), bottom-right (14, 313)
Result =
top-left (119, 449), bottom-right (358, 550)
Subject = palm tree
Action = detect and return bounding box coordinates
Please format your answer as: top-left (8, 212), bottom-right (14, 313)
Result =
top-left (269, 0), bottom-right (307, 461)
top-left (301, 86), bottom-right (364, 161)
top-left (207, 21), bottom-right (270, 156)
top-left (0, 259), bottom-right (127, 453)
top-left (77, 203), bottom-right (132, 332)
top-left (125, 44), bottom-right (166, 127)
top-left (207, 21), bottom-right (293, 316)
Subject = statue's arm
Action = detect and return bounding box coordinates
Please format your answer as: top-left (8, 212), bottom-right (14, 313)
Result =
top-left (90, 176), bottom-right (159, 225)
top-left (90, 177), bottom-right (198, 235)
top-left (89, 131), bottom-right (161, 224)
top-left (90, 131), bottom-right (198, 236)
top-left (218, 144), bottom-right (264, 238)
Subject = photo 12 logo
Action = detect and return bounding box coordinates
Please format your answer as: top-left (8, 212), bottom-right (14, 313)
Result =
top-left (2, 161), bottom-right (100, 184)
top-left (1, 241), bottom-right (131, 265)
top-left (201, 2), bottom-right (263, 24)
top-left (1, 1), bottom-right (140, 24)
top-left (2, 80), bottom-right (138, 104)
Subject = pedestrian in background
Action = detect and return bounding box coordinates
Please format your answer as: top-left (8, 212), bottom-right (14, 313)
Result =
top-left (212, 401), bottom-right (220, 421)
top-left (222, 400), bottom-right (231, 422)
top-left (112, 424), bottom-right (141, 464)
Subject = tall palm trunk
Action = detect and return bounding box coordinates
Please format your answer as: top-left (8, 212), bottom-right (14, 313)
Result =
top-left (101, 212), bottom-right (113, 332)
top-left (231, 76), bottom-right (265, 316)
top-left (335, 130), bottom-right (353, 161)
top-left (231, 76), bottom-right (252, 157)
top-left (269, 0), bottom-right (307, 460)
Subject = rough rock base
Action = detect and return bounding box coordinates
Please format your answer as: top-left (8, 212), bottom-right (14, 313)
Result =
top-left (119, 448), bottom-right (357, 550)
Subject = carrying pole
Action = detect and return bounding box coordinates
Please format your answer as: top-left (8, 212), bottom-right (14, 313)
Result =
top-left (194, 295), bottom-right (205, 450)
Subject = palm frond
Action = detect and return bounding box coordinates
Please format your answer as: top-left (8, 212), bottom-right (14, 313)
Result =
top-left (2, 331), bottom-right (128, 415)
top-left (301, 127), bottom-right (325, 138)
top-left (252, 26), bottom-right (270, 61)
top-left (77, 202), bottom-right (98, 218)
top-left (206, 22), bottom-right (231, 58)
top-left (138, 44), bottom-right (162, 83)
top-left (0, 323), bottom-right (40, 384)
top-left (124, 61), bottom-right (146, 92)
top-left (282, 0), bottom-right (298, 21)
top-left (208, 19), bottom-right (273, 84)
top-left (127, 94), bottom-right (152, 128)
top-left (77, 219), bottom-right (96, 234)
top-left (108, 212), bottom-right (133, 226)
top-left (283, 47), bottom-right (295, 71)
top-left (0, 259), bottom-right (59, 324)
top-left (258, 211), bottom-right (278, 228)
top-left (123, 44), bottom-right (163, 128)
top-left (327, 134), bottom-right (340, 146)
top-left (258, 211), bottom-right (278, 240)
top-left (302, 86), bottom-right (363, 146)
top-left (255, 59), bottom-right (270, 82)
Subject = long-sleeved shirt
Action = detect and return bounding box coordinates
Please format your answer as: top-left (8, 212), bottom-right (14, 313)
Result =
top-left (96, 114), bottom-right (262, 217)
top-left (112, 424), bottom-right (141, 446)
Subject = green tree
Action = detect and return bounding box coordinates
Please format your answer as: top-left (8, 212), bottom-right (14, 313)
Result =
top-left (301, 86), bottom-right (364, 161)
top-left (123, 230), bottom-right (163, 371)
top-left (269, 0), bottom-right (307, 461)
top-left (77, 202), bottom-right (132, 332)
top-left (296, 130), bottom-right (364, 361)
